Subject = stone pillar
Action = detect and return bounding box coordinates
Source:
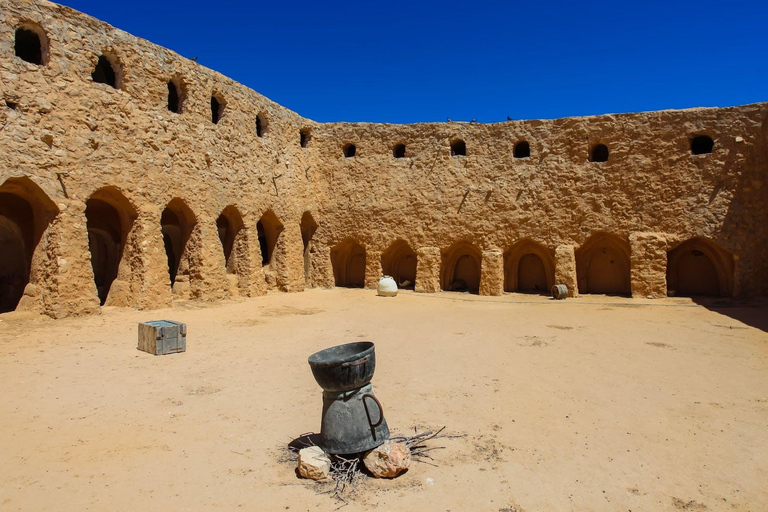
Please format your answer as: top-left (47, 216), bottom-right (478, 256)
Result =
top-left (272, 222), bottom-right (305, 293)
top-left (365, 250), bottom-right (382, 289)
top-left (129, 205), bottom-right (173, 310)
top-left (309, 242), bottom-right (334, 288)
top-left (479, 249), bottom-right (504, 296)
top-left (38, 199), bottom-right (100, 318)
top-left (629, 232), bottom-right (668, 298)
top-left (415, 246), bottom-right (441, 293)
top-left (189, 215), bottom-right (228, 301)
top-left (230, 224), bottom-right (264, 297)
top-left (241, 213), bottom-right (268, 297)
top-left (554, 245), bottom-right (578, 297)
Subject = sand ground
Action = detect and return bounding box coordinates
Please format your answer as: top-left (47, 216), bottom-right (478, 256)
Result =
top-left (1, 289), bottom-right (767, 511)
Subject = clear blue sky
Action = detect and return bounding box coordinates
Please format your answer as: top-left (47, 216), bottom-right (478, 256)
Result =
top-left (58, 0), bottom-right (768, 124)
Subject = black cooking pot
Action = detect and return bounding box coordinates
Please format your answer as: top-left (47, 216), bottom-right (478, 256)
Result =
top-left (308, 342), bottom-right (376, 392)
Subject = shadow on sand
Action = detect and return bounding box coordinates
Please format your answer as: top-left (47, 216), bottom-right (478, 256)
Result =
top-left (693, 297), bottom-right (768, 333)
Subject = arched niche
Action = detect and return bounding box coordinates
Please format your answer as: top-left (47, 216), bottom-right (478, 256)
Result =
top-left (504, 239), bottom-right (555, 293)
top-left (667, 238), bottom-right (733, 298)
top-left (85, 187), bottom-right (137, 305)
top-left (217, 205), bottom-right (245, 274)
top-left (257, 210), bottom-right (284, 268)
top-left (161, 198), bottom-right (196, 287)
top-left (381, 240), bottom-right (417, 289)
top-left (300, 211), bottom-right (319, 286)
top-left (331, 238), bottom-right (366, 288)
top-left (0, 177), bottom-right (58, 313)
top-left (441, 242), bottom-right (482, 294)
top-left (576, 233), bottom-right (631, 295)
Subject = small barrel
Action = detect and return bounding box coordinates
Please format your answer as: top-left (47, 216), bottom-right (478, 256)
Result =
top-left (551, 284), bottom-right (568, 300)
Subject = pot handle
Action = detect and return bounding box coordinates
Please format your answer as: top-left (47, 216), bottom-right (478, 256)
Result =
top-left (341, 356), bottom-right (370, 367)
top-left (362, 393), bottom-right (385, 427)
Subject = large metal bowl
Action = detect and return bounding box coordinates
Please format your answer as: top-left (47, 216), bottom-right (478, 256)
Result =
top-left (308, 342), bottom-right (376, 392)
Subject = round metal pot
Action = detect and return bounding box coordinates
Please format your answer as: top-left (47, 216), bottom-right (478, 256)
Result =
top-left (308, 341), bottom-right (376, 392)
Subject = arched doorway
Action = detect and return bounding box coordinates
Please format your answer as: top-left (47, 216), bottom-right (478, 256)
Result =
top-left (161, 198), bottom-right (196, 288)
top-left (381, 240), bottom-right (417, 289)
top-left (504, 240), bottom-right (555, 293)
top-left (300, 212), bottom-right (319, 287)
top-left (216, 205), bottom-right (247, 295)
top-left (441, 242), bottom-right (482, 294)
top-left (0, 177), bottom-right (58, 313)
top-left (257, 210), bottom-right (284, 268)
top-left (667, 238), bottom-right (733, 297)
top-left (0, 197), bottom-right (32, 313)
top-left (331, 238), bottom-right (366, 288)
top-left (217, 205), bottom-right (245, 274)
top-left (85, 188), bottom-right (136, 305)
top-left (576, 233), bottom-right (631, 295)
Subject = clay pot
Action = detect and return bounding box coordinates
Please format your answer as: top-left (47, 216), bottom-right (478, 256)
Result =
top-left (377, 276), bottom-right (398, 297)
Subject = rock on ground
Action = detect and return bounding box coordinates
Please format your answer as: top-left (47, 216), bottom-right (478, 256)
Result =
top-left (297, 446), bottom-right (331, 481)
top-left (363, 440), bottom-right (411, 478)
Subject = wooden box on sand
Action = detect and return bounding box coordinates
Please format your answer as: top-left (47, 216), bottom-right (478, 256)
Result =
top-left (137, 320), bottom-right (186, 355)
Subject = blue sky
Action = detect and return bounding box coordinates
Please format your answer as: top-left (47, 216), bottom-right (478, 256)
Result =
top-left (58, 0), bottom-right (768, 124)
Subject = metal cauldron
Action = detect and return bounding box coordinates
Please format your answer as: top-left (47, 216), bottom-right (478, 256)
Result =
top-left (308, 342), bottom-right (389, 454)
top-left (308, 341), bottom-right (376, 392)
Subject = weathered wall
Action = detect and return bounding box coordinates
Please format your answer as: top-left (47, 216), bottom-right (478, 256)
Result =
top-left (0, 0), bottom-right (766, 317)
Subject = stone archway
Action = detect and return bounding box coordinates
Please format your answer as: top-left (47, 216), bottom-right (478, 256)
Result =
top-left (441, 242), bottom-right (482, 294)
top-left (85, 187), bottom-right (137, 305)
top-left (504, 239), bottom-right (555, 293)
top-left (667, 238), bottom-right (734, 297)
top-left (381, 240), bottom-right (417, 289)
top-left (300, 211), bottom-right (319, 287)
top-left (331, 238), bottom-right (366, 288)
top-left (0, 177), bottom-right (58, 313)
top-left (576, 233), bottom-right (631, 295)
top-left (161, 198), bottom-right (197, 296)
top-left (217, 205), bottom-right (248, 296)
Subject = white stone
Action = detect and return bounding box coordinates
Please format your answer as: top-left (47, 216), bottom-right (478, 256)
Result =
top-left (297, 446), bottom-right (330, 481)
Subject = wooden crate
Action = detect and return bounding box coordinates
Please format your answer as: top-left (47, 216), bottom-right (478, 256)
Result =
top-left (138, 320), bottom-right (186, 355)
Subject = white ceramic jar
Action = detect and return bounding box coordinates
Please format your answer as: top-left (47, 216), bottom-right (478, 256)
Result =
top-left (377, 276), bottom-right (398, 297)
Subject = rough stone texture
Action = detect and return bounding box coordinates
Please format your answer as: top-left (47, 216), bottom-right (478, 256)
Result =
top-left (479, 250), bottom-right (504, 296)
top-left (0, 0), bottom-right (766, 317)
top-left (555, 246), bottom-right (578, 298)
top-left (630, 233), bottom-right (669, 298)
top-left (365, 249), bottom-right (382, 289)
top-left (297, 446), bottom-right (330, 481)
top-left (363, 441), bottom-right (411, 478)
top-left (414, 247), bottom-right (441, 293)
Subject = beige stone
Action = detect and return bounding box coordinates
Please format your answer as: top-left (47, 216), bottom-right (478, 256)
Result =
top-left (363, 441), bottom-right (411, 478)
top-left (297, 446), bottom-right (330, 481)
top-left (479, 250), bottom-right (504, 296)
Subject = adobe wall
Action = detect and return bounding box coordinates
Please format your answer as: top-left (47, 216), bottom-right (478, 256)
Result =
top-left (1, 0), bottom-right (766, 317)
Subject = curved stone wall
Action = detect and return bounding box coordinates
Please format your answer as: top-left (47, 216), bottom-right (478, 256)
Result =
top-left (1, 0), bottom-right (766, 317)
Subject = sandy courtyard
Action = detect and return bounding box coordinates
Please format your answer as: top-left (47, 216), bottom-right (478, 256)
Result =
top-left (1, 289), bottom-right (767, 511)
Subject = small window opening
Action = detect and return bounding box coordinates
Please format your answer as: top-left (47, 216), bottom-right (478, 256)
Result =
top-left (343, 144), bottom-right (356, 158)
top-left (92, 55), bottom-right (118, 88)
top-left (256, 114), bottom-right (266, 137)
top-left (451, 140), bottom-right (466, 156)
top-left (15, 28), bottom-right (43, 65)
top-left (514, 141), bottom-right (530, 159)
top-left (393, 144), bottom-right (406, 158)
top-left (167, 80), bottom-right (181, 113)
top-left (691, 135), bottom-right (714, 155)
top-left (211, 96), bottom-right (224, 124)
top-left (6, 101), bottom-right (18, 110)
top-left (300, 129), bottom-right (311, 148)
top-left (589, 143), bottom-right (609, 162)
